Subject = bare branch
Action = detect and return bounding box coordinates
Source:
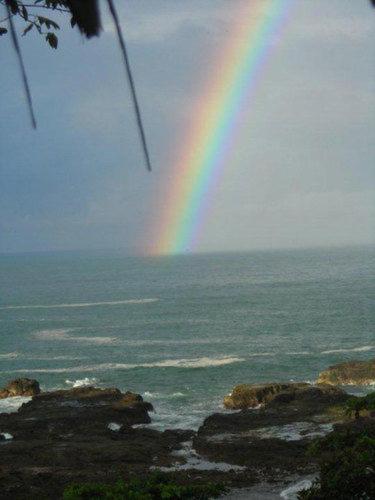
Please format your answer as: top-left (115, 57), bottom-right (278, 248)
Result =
top-left (107, 0), bottom-right (152, 172)
top-left (5, 0), bottom-right (37, 128)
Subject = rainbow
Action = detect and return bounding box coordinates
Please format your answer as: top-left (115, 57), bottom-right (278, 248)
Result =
top-left (150, 0), bottom-right (294, 255)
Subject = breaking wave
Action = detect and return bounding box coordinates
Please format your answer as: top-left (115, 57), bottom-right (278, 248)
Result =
top-left (33, 329), bottom-right (118, 345)
top-left (0, 352), bottom-right (19, 359)
top-left (321, 345), bottom-right (374, 354)
top-left (7, 356), bottom-right (244, 373)
top-left (65, 377), bottom-right (98, 387)
top-left (0, 298), bottom-right (158, 310)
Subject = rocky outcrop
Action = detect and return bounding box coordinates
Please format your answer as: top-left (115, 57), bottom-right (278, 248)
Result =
top-left (0, 385), bottom-right (188, 499)
top-left (317, 358), bottom-right (375, 386)
top-left (223, 382), bottom-right (310, 409)
top-left (0, 378), bottom-right (40, 399)
top-left (195, 383), bottom-right (350, 480)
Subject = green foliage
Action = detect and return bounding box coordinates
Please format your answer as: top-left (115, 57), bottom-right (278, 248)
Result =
top-left (63, 473), bottom-right (227, 500)
top-left (0, 0), bottom-right (61, 49)
top-left (298, 418), bottom-right (375, 499)
top-left (345, 392), bottom-right (375, 420)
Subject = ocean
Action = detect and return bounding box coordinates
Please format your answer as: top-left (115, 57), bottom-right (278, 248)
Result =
top-left (0, 246), bottom-right (374, 429)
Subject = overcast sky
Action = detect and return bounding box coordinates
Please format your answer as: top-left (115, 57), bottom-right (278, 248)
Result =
top-left (1, 0), bottom-right (374, 254)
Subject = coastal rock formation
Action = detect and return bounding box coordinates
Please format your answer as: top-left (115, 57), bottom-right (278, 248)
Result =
top-left (0, 384), bottom-right (189, 498)
top-left (0, 378), bottom-right (40, 399)
top-left (195, 384), bottom-right (350, 480)
top-left (317, 358), bottom-right (375, 385)
top-left (0, 377), bottom-right (365, 498)
top-left (223, 382), bottom-right (309, 409)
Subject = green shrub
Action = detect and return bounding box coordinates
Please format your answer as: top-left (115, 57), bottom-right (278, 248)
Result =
top-left (63, 472), bottom-right (227, 500)
top-left (345, 392), bottom-right (375, 420)
top-left (298, 420), bottom-right (375, 499)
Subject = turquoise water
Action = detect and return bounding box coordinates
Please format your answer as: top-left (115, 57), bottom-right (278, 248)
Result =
top-left (0, 246), bottom-right (374, 429)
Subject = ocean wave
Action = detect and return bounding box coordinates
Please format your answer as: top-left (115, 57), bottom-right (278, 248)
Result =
top-left (33, 329), bottom-right (118, 345)
top-left (65, 377), bottom-right (98, 387)
top-left (0, 352), bottom-right (19, 359)
top-left (152, 440), bottom-right (245, 472)
top-left (321, 345), bottom-right (374, 354)
top-left (280, 478), bottom-right (314, 499)
top-left (143, 391), bottom-right (160, 398)
top-left (247, 352), bottom-right (275, 357)
top-left (287, 351), bottom-right (312, 355)
top-left (0, 396), bottom-right (31, 414)
top-left (143, 391), bottom-right (186, 399)
top-left (33, 329), bottom-right (73, 340)
top-left (7, 356), bottom-right (244, 374)
top-left (124, 338), bottom-right (226, 346)
top-left (0, 298), bottom-right (158, 310)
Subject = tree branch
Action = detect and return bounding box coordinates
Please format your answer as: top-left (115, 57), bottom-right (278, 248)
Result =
top-left (5, 0), bottom-right (37, 128)
top-left (107, 0), bottom-right (152, 172)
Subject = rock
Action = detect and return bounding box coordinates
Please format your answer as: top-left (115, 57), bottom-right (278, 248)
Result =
top-left (223, 382), bottom-right (309, 409)
top-left (195, 382), bottom-right (351, 480)
top-left (317, 358), bottom-right (375, 385)
top-left (0, 384), bottom-right (191, 499)
top-left (113, 391), bottom-right (154, 413)
top-left (0, 378), bottom-right (40, 399)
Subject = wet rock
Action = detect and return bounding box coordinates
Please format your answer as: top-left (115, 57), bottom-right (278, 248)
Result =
top-left (223, 382), bottom-right (310, 409)
top-left (0, 385), bottom-right (191, 499)
top-left (0, 378), bottom-right (40, 399)
top-left (195, 383), bottom-right (350, 480)
top-left (317, 358), bottom-right (375, 386)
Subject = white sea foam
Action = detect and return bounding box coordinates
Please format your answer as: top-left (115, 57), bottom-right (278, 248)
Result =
top-left (108, 422), bottom-right (121, 432)
top-left (33, 329), bottom-right (118, 345)
top-left (6, 356), bottom-right (244, 374)
top-left (1, 298), bottom-right (158, 310)
top-left (0, 433), bottom-right (13, 441)
top-left (280, 478), bottom-right (314, 499)
top-left (0, 352), bottom-right (19, 359)
top-left (287, 351), bottom-right (311, 356)
top-left (247, 352), bottom-right (275, 357)
top-left (321, 345), bottom-right (374, 354)
top-left (33, 329), bottom-right (73, 340)
top-left (0, 351), bottom-right (84, 361)
top-left (65, 377), bottom-right (98, 388)
top-left (0, 396), bottom-right (31, 414)
top-left (143, 391), bottom-right (160, 398)
top-left (123, 338), bottom-right (225, 346)
top-left (209, 422), bottom-right (333, 443)
top-left (152, 441), bottom-right (245, 472)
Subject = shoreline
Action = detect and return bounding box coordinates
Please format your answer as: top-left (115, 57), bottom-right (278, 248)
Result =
top-left (0, 359), bottom-right (374, 498)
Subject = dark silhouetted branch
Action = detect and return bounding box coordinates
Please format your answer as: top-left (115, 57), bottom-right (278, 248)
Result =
top-left (5, 0), bottom-right (36, 128)
top-left (107, 0), bottom-right (152, 172)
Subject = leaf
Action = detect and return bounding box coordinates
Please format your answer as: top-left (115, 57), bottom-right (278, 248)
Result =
top-left (21, 5), bottom-right (28, 21)
top-left (0, 27), bottom-right (8, 36)
top-left (48, 19), bottom-right (60, 30)
top-left (45, 32), bottom-right (58, 49)
top-left (70, 16), bottom-right (76, 28)
top-left (7, 0), bottom-right (19, 15)
top-left (22, 23), bottom-right (33, 36)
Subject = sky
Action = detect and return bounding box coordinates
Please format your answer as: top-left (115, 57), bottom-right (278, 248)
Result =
top-left (1, 0), bottom-right (374, 255)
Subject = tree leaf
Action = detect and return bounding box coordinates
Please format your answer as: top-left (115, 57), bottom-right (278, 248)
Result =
top-left (22, 23), bottom-right (33, 36)
top-left (45, 32), bottom-right (58, 49)
top-left (7, 0), bottom-right (19, 15)
top-left (22, 5), bottom-right (28, 21)
top-left (0, 27), bottom-right (8, 36)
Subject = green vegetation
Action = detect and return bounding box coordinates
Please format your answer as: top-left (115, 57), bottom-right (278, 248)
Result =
top-left (345, 392), bottom-right (375, 420)
top-left (63, 473), bottom-right (227, 500)
top-left (298, 393), bottom-right (375, 500)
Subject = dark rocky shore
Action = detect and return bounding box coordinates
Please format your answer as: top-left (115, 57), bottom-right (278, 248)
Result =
top-left (0, 358), bottom-right (374, 499)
